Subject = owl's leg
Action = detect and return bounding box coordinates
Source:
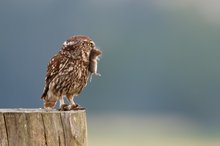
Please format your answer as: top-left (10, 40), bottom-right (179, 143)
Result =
top-left (67, 95), bottom-right (79, 110)
top-left (58, 96), bottom-right (69, 111)
top-left (67, 95), bottom-right (84, 110)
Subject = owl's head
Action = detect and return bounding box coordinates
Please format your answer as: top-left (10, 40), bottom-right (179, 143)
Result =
top-left (61, 35), bottom-right (97, 59)
top-left (63, 35), bottom-right (95, 50)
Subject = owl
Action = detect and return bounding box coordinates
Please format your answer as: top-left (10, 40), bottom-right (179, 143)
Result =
top-left (41, 35), bottom-right (102, 110)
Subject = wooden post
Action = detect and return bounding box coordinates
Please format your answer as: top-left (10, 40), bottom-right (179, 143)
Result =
top-left (0, 108), bottom-right (88, 146)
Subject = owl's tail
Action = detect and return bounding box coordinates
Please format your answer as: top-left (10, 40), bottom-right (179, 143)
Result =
top-left (41, 87), bottom-right (49, 99)
top-left (41, 94), bottom-right (46, 99)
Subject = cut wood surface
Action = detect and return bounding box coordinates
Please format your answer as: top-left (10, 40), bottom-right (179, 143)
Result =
top-left (0, 108), bottom-right (88, 146)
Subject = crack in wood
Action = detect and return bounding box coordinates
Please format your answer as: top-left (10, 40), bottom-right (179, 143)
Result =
top-left (41, 113), bottom-right (48, 146)
top-left (3, 114), bottom-right (9, 146)
top-left (59, 113), bottom-right (66, 146)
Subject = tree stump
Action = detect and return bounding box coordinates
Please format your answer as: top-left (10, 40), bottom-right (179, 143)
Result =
top-left (0, 108), bottom-right (88, 146)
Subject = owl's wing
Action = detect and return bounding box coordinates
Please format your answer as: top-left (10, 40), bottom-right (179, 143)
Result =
top-left (41, 53), bottom-right (68, 99)
top-left (41, 40), bottom-right (82, 99)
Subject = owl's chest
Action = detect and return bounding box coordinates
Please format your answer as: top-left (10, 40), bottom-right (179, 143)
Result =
top-left (66, 61), bottom-right (89, 93)
top-left (67, 60), bottom-right (89, 78)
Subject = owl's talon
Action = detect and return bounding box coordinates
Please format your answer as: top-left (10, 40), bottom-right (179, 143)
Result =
top-left (78, 107), bottom-right (86, 110)
top-left (59, 104), bottom-right (69, 111)
top-left (69, 104), bottom-right (79, 110)
top-left (69, 104), bottom-right (86, 110)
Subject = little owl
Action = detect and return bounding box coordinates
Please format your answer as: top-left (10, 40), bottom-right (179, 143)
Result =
top-left (41, 35), bottom-right (102, 110)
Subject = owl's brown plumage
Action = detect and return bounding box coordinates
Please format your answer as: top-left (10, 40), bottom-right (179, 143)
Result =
top-left (41, 35), bottom-right (102, 110)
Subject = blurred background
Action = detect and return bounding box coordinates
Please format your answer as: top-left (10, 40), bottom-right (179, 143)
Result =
top-left (0, 0), bottom-right (220, 145)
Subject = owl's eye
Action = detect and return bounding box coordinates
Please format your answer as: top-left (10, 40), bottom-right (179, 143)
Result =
top-left (89, 41), bottom-right (95, 48)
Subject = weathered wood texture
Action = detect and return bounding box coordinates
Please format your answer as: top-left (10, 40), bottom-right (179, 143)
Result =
top-left (0, 109), bottom-right (88, 146)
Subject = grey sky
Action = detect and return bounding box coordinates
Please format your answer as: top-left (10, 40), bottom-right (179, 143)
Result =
top-left (0, 0), bottom-right (220, 123)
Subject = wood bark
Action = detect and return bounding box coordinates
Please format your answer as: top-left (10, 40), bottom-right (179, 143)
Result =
top-left (0, 109), bottom-right (88, 146)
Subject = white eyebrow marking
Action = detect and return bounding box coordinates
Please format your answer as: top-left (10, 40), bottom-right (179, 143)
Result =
top-left (63, 41), bottom-right (67, 46)
top-left (63, 41), bottom-right (75, 47)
